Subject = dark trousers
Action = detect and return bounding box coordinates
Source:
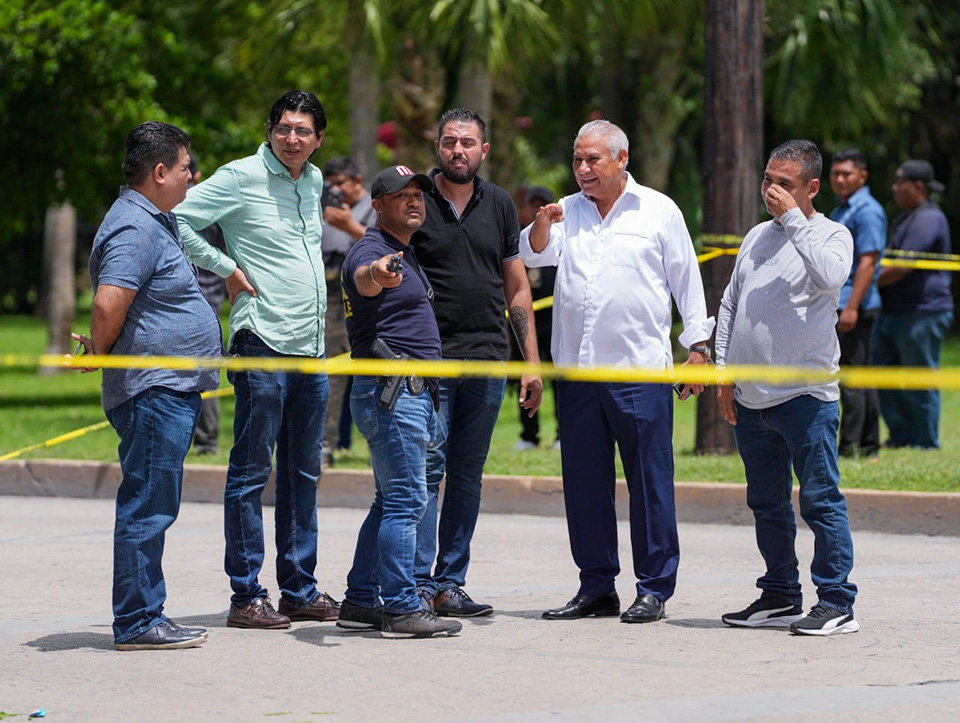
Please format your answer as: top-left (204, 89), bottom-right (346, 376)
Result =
top-left (193, 396), bottom-right (220, 454)
top-left (556, 381), bottom-right (678, 602)
top-left (837, 309), bottom-right (880, 456)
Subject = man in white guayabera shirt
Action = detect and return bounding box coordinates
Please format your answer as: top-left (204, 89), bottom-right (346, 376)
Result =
top-left (521, 120), bottom-right (714, 626)
top-left (715, 139), bottom-right (859, 637)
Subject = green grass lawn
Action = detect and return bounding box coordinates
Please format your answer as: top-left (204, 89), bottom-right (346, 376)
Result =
top-left (2, 314), bottom-right (959, 492)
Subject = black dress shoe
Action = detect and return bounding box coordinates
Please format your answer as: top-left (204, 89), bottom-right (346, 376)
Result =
top-left (542, 592), bottom-right (620, 620)
top-left (620, 593), bottom-right (664, 623)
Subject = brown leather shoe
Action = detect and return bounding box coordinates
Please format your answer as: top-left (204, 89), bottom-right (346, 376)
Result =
top-left (227, 596), bottom-right (291, 629)
top-left (278, 592), bottom-right (341, 622)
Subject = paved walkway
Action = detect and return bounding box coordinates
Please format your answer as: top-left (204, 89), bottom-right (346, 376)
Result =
top-left (2, 496), bottom-right (959, 721)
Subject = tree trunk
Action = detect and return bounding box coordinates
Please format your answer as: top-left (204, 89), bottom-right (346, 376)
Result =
top-left (40, 200), bottom-right (77, 375)
top-left (349, 51), bottom-right (380, 181)
top-left (458, 58), bottom-right (494, 173)
top-left (696, 0), bottom-right (763, 454)
top-left (348, 0), bottom-right (380, 181)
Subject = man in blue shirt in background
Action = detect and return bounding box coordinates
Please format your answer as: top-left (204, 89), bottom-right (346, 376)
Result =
top-left (874, 160), bottom-right (954, 449)
top-left (79, 121), bottom-right (223, 650)
top-left (829, 149), bottom-right (886, 458)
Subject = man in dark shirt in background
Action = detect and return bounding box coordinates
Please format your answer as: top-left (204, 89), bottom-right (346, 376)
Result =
top-left (873, 159), bottom-right (953, 448)
top-left (412, 108), bottom-right (543, 617)
top-left (186, 151), bottom-right (227, 456)
top-left (321, 156), bottom-right (377, 466)
top-left (512, 185), bottom-right (559, 451)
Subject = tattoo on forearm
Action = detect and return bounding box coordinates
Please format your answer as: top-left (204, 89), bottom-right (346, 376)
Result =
top-left (510, 306), bottom-right (530, 352)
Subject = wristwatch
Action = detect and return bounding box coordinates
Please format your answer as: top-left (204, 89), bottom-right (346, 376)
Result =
top-left (689, 344), bottom-right (712, 362)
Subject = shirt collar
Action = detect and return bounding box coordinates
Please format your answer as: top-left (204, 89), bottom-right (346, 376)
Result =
top-left (577, 171), bottom-right (642, 207)
top-left (120, 187), bottom-right (169, 218)
top-left (257, 142), bottom-right (313, 180)
top-left (843, 185), bottom-right (872, 209)
top-left (369, 225), bottom-right (407, 251)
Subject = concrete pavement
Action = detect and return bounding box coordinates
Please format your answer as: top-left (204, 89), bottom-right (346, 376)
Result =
top-left (2, 496), bottom-right (959, 721)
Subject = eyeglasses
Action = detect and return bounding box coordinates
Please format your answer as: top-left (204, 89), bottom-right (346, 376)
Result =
top-left (273, 126), bottom-right (315, 139)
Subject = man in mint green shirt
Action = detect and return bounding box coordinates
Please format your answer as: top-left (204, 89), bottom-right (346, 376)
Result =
top-left (176, 90), bottom-right (340, 629)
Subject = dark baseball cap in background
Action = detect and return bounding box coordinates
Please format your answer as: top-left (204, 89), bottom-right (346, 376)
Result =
top-left (524, 185), bottom-right (555, 205)
top-left (371, 165), bottom-right (432, 199)
top-left (897, 160), bottom-right (945, 193)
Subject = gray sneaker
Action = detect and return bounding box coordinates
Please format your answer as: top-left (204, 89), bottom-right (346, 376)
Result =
top-left (381, 609), bottom-right (462, 639)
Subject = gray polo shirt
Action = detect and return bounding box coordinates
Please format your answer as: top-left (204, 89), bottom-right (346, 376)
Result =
top-left (715, 208), bottom-right (853, 409)
top-left (89, 188), bottom-right (222, 411)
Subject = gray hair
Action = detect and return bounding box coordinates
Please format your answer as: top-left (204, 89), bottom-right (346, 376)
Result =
top-left (574, 120), bottom-right (629, 164)
top-left (769, 139), bottom-right (822, 183)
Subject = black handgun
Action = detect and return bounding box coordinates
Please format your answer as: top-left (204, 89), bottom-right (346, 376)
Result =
top-left (386, 254), bottom-right (403, 274)
top-left (371, 338), bottom-right (406, 411)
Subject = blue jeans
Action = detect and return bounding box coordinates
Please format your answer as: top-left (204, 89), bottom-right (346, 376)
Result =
top-left (224, 331), bottom-right (329, 607)
top-left (872, 310), bottom-right (953, 448)
top-left (106, 386), bottom-right (201, 643)
top-left (557, 381), bottom-right (678, 601)
top-left (414, 375), bottom-right (506, 595)
top-left (345, 377), bottom-right (435, 613)
top-left (733, 395), bottom-right (857, 614)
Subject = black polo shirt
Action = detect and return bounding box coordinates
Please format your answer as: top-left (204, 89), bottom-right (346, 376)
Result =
top-left (341, 227), bottom-right (441, 360)
top-left (881, 202), bottom-right (954, 314)
top-left (411, 169), bottom-right (521, 360)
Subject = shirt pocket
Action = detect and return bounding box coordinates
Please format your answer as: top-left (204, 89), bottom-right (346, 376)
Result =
top-left (607, 232), bottom-right (659, 271)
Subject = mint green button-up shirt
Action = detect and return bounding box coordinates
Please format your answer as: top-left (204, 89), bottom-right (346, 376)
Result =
top-left (176, 143), bottom-right (326, 356)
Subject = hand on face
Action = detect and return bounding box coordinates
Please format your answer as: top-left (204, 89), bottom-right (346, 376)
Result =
top-left (763, 183), bottom-right (799, 219)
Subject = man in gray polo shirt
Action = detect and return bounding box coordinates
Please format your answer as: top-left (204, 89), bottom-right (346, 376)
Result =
top-left (715, 140), bottom-right (859, 637)
top-left (79, 121), bottom-right (223, 650)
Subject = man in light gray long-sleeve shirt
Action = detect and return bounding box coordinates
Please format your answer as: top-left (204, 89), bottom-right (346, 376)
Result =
top-left (715, 140), bottom-right (859, 637)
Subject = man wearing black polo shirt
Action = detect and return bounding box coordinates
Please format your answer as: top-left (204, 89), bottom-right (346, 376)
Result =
top-left (412, 108), bottom-right (543, 617)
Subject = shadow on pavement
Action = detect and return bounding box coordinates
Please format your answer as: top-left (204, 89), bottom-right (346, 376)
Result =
top-left (176, 612), bottom-right (232, 629)
top-left (288, 623), bottom-right (344, 647)
top-left (25, 631), bottom-right (114, 652)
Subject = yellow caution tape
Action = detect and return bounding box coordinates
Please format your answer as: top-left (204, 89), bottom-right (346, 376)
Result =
top-left (699, 233), bottom-right (744, 247)
top-left (884, 248), bottom-right (960, 262)
top-left (4, 352), bottom-right (960, 390)
top-left (880, 258), bottom-right (960, 272)
top-left (0, 386), bottom-right (237, 462)
top-left (4, 357), bottom-right (959, 461)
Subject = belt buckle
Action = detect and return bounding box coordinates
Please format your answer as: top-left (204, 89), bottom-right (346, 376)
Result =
top-left (407, 375), bottom-right (424, 395)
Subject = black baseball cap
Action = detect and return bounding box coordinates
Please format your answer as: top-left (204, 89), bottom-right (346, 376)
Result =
top-left (897, 160), bottom-right (945, 193)
top-left (524, 185), bottom-right (555, 204)
top-left (371, 165), bottom-right (432, 199)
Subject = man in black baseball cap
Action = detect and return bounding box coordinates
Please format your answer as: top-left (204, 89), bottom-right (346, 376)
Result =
top-left (895, 159), bottom-right (945, 194)
top-left (371, 165), bottom-right (432, 199)
top-left (873, 158), bottom-right (953, 448)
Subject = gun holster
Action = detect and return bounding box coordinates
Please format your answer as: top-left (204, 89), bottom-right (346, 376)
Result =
top-left (370, 338), bottom-right (438, 412)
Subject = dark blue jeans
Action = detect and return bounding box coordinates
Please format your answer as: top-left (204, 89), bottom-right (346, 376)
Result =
top-left (414, 375), bottom-right (506, 595)
top-left (224, 331), bottom-right (329, 607)
top-left (733, 395), bottom-right (857, 614)
top-left (556, 381), bottom-right (678, 601)
top-left (106, 386), bottom-right (201, 643)
top-left (872, 310), bottom-right (953, 448)
top-left (345, 377), bottom-right (435, 613)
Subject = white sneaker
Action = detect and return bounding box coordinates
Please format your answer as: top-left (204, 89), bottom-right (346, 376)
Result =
top-left (552, 440), bottom-right (561, 451)
top-left (514, 440), bottom-right (537, 451)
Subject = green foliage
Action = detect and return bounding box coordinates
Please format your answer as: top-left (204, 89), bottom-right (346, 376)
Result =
top-left (766, 0), bottom-right (936, 141)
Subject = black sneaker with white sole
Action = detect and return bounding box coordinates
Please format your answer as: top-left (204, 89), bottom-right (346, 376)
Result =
top-left (381, 609), bottom-right (462, 639)
top-left (789, 604), bottom-right (860, 636)
top-left (336, 599), bottom-right (384, 632)
top-left (722, 596), bottom-right (805, 628)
